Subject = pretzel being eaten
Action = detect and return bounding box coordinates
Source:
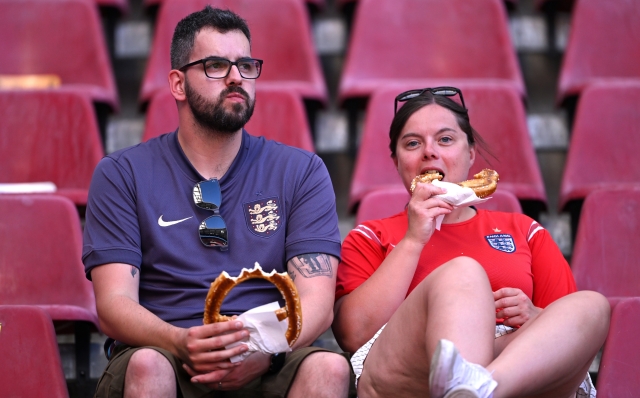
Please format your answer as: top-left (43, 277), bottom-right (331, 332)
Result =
top-left (410, 171), bottom-right (443, 193)
top-left (410, 169), bottom-right (499, 198)
top-left (204, 263), bottom-right (302, 347)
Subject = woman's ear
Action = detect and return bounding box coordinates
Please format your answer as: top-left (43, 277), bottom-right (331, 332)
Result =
top-left (393, 155), bottom-right (399, 170)
top-left (469, 144), bottom-right (476, 168)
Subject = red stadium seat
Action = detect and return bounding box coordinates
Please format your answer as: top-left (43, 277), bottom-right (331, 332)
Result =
top-left (596, 297), bottom-right (640, 398)
top-left (140, 0), bottom-right (326, 106)
top-left (0, 90), bottom-right (104, 206)
top-left (0, 0), bottom-right (118, 111)
top-left (571, 188), bottom-right (640, 309)
top-left (557, 0), bottom-right (640, 105)
top-left (349, 82), bottom-right (545, 213)
top-left (0, 195), bottom-right (99, 327)
top-left (356, 187), bottom-right (522, 225)
top-left (143, 87), bottom-right (315, 152)
top-left (338, 0), bottom-right (525, 105)
top-left (559, 81), bottom-right (640, 212)
top-left (0, 306), bottom-right (69, 398)
top-left (0, 194), bottom-right (100, 394)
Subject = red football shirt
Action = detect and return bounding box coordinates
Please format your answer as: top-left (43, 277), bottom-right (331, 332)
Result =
top-left (336, 209), bottom-right (576, 309)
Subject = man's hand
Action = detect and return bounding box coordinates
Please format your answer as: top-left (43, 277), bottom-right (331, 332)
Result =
top-left (184, 351), bottom-right (271, 390)
top-left (494, 287), bottom-right (541, 327)
top-left (177, 320), bottom-right (251, 380)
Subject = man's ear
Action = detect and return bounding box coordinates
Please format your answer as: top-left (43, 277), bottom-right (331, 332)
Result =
top-left (168, 70), bottom-right (186, 101)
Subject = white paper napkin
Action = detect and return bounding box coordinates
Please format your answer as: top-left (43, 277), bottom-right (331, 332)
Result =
top-left (431, 179), bottom-right (491, 230)
top-left (225, 301), bottom-right (291, 363)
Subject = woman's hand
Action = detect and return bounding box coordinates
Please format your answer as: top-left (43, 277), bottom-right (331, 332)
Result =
top-left (404, 183), bottom-right (453, 246)
top-left (494, 288), bottom-right (541, 327)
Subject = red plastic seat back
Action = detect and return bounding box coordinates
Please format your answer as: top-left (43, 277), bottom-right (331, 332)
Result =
top-left (140, 0), bottom-right (325, 104)
top-left (356, 187), bottom-right (522, 225)
top-left (559, 81), bottom-right (640, 210)
top-left (0, 195), bottom-right (98, 325)
top-left (143, 88), bottom-right (315, 152)
top-left (0, 305), bottom-right (69, 397)
top-left (571, 188), bottom-right (640, 303)
top-left (349, 82), bottom-right (545, 211)
top-left (557, 0), bottom-right (640, 103)
top-left (0, 0), bottom-right (118, 110)
top-left (596, 297), bottom-right (640, 397)
top-left (0, 90), bottom-right (104, 205)
top-left (339, 0), bottom-right (525, 102)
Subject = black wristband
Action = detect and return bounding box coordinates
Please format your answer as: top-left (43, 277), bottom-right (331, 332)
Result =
top-left (267, 352), bottom-right (286, 375)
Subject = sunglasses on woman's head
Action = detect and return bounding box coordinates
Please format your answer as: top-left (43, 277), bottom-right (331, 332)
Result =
top-left (394, 86), bottom-right (466, 113)
top-left (193, 179), bottom-right (228, 250)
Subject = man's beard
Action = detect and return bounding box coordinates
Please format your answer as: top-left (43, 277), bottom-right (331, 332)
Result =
top-left (184, 80), bottom-right (255, 134)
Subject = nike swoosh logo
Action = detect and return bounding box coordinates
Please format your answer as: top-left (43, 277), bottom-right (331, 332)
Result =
top-left (158, 215), bottom-right (193, 227)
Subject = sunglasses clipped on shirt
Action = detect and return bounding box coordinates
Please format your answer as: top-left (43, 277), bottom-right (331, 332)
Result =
top-left (394, 86), bottom-right (466, 113)
top-left (193, 179), bottom-right (229, 250)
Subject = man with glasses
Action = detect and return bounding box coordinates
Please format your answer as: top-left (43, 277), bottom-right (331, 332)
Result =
top-left (83, 6), bottom-right (354, 398)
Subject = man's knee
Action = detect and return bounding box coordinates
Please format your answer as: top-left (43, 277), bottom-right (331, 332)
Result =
top-left (126, 348), bottom-right (175, 381)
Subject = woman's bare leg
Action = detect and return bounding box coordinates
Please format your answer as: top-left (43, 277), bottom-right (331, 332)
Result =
top-left (357, 257), bottom-right (495, 398)
top-left (488, 291), bottom-right (610, 398)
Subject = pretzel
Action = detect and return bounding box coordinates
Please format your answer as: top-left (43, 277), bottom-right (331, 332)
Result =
top-left (410, 171), bottom-right (443, 193)
top-left (410, 169), bottom-right (499, 198)
top-left (203, 263), bottom-right (302, 347)
top-left (458, 169), bottom-right (499, 198)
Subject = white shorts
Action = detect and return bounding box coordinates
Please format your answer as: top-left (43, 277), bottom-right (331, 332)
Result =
top-left (349, 324), bottom-right (595, 397)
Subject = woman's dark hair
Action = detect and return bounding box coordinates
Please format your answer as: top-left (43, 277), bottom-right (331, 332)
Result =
top-left (170, 6), bottom-right (251, 70)
top-left (388, 91), bottom-right (493, 162)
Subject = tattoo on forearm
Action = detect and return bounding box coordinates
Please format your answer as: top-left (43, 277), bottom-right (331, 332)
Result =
top-left (131, 267), bottom-right (138, 278)
top-left (290, 253), bottom-right (333, 278)
top-left (288, 270), bottom-right (296, 281)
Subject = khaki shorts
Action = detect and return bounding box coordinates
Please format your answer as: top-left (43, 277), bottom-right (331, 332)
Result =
top-left (95, 345), bottom-right (357, 398)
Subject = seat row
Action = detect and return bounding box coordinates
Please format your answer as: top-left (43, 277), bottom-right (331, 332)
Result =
top-left (2, 80), bottom-right (639, 218)
top-left (2, 0), bottom-right (638, 115)
top-left (0, 189), bottom-right (638, 397)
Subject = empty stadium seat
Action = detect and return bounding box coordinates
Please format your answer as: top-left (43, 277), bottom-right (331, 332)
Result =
top-left (0, 306), bottom-right (69, 398)
top-left (557, 0), bottom-right (640, 105)
top-left (0, 90), bottom-right (104, 206)
top-left (0, 0), bottom-right (118, 111)
top-left (140, 0), bottom-right (326, 106)
top-left (0, 194), bottom-right (99, 326)
top-left (143, 88), bottom-right (315, 152)
top-left (571, 188), bottom-right (640, 308)
top-left (338, 0), bottom-right (525, 105)
top-left (349, 82), bottom-right (545, 213)
top-left (144, 0), bottom-right (323, 10)
top-left (596, 297), bottom-right (640, 398)
top-left (559, 81), bottom-right (640, 212)
top-left (0, 194), bottom-right (101, 394)
top-left (355, 187), bottom-right (522, 225)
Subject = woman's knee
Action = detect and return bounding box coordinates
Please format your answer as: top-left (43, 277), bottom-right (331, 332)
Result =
top-left (425, 256), bottom-right (489, 288)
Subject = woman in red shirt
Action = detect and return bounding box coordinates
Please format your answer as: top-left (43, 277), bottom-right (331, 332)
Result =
top-left (333, 87), bottom-right (610, 398)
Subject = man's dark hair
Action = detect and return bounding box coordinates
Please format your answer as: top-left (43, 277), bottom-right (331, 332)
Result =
top-left (170, 6), bottom-right (251, 70)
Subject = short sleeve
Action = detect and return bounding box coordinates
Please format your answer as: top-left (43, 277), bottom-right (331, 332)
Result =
top-left (336, 224), bottom-right (386, 301)
top-left (528, 227), bottom-right (577, 308)
top-left (82, 156), bottom-right (142, 279)
top-left (284, 154), bottom-right (341, 262)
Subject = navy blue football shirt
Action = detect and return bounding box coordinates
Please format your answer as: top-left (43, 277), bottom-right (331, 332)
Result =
top-left (83, 130), bottom-right (341, 328)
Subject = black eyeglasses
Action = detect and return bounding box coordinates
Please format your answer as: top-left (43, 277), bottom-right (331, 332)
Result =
top-left (193, 179), bottom-right (228, 249)
top-left (179, 57), bottom-right (264, 79)
top-left (394, 86), bottom-right (466, 113)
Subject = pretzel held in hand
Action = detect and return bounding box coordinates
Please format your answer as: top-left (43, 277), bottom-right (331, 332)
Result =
top-left (204, 263), bottom-right (302, 347)
top-left (410, 169), bottom-right (499, 198)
